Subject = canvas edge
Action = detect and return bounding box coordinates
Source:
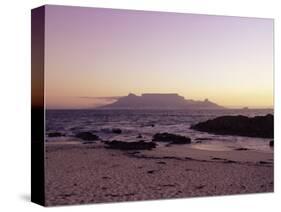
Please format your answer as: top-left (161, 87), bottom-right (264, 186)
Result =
top-left (31, 5), bottom-right (46, 206)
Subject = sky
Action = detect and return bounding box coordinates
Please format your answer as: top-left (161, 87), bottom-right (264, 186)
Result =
top-left (44, 5), bottom-right (274, 109)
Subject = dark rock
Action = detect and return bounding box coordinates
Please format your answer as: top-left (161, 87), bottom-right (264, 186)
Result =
top-left (269, 140), bottom-right (274, 147)
top-left (211, 157), bottom-right (224, 160)
top-left (191, 114), bottom-right (273, 138)
top-left (259, 161), bottom-right (272, 165)
top-left (105, 194), bottom-right (119, 197)
top-left (128, 151), bottom-right (140, 155)
top-left (235, 148), bottom-right (249, 151)
top-left (82, 141), bottom-right (95, 145)
top-left (112, 128), bottom-right (122, 134)
top-left (156, 161), bottom-right (166, 165)
top-left (105, 140), bottom-right (156, 150)
top-left (224, 160), bottom-right (236, 164)
top-left (137, 134), bottom-right (143, 138)
top-left (195, 185), bottom-right (206, 190)
top-left (161, 184), bottom-right (175, 187)
top-left (152, 133), bottom-right (191, 144)
top-left (48, 132), bottom-right (65, 137)
top-left (75, 132), bottom-right (99, 141)
top-left (194, 137), bottom-right (213, 141)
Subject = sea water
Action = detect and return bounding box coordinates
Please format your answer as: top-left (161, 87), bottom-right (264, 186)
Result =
top-left (46, 109), bottom-right (273, 153)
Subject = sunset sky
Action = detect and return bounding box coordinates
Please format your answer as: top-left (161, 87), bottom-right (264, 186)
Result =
top-left (45, 5), bottom-right (274, 109)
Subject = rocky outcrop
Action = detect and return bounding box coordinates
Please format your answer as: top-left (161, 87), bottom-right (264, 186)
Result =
top-left (112, 128), bottom-right (122, 134)
top-left (105, 140), bottom-right (156, 150)
top-left (191, 114), bottom-right (273, 138)
top-left (152, 133), bottom-right (191, 144)
top-left (75, 132), bottom-right (99, 141)
top-left (48, 132), bottom-right (65, 137)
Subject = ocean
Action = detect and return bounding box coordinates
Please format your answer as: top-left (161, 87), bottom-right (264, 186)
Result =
top-left (46, 109), bottom-right (273, 153)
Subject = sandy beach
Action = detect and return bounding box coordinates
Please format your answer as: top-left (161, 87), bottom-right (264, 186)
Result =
top-left (45, 141), bottom-right (273, 206)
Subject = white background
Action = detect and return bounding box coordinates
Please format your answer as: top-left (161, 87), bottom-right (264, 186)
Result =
top-left (0, 0), bottom-right (279, 211)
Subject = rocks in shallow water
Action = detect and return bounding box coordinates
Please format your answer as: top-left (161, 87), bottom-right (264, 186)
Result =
top-left (269, 140), bottom-right (274, 147)
top-left (194, 137), bottom-right (212, 144)
top-left (100, 128), bottom-right (122, 134)
top-left (75, 132), bottom-right (99, 141)
top-left (48, 132), bottom-right (65, 137)
top-left (191, 114), bottom-right (273, 138)
top-left (141, 123), bottom-right (155, 127)
top-left (195, 137), bottom-right (212, 141)
top-left (152, 133), bottom-right (191, 144)
top-left (82, 141), bottom-right (96, 145)
top-left (112, 128), bottom-right (122, 134)
top-left (105, 140), bottom-right (156, 150)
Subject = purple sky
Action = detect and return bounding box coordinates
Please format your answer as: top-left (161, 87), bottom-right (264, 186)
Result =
top-left (44, 5), bottom-right (273, 109)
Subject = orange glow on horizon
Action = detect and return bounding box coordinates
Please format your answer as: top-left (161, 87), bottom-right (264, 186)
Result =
top-left (44, 6), bottom-right (273, 109)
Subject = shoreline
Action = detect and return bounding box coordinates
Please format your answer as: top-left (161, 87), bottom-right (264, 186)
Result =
top-left (45, 142), bottom-right (273, 206)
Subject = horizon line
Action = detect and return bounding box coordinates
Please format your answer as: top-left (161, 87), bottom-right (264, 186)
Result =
top-left (45, 106), bottom-right (274, 110)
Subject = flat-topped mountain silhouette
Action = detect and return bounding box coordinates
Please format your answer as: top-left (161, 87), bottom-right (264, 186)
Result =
top-left (97, 93), bottom-right (224, 109)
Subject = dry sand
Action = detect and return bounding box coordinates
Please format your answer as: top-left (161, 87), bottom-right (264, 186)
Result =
top-left (45, 142), bottom-right (273, 206)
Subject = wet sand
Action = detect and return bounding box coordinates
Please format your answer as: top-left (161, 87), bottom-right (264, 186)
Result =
top-left (45, 142), bottom-right (273, 206)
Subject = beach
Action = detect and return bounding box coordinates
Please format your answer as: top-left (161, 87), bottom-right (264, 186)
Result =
top-left (45, 141), bottom-right (273, 206)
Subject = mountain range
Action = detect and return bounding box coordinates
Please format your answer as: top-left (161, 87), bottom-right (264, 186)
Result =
top-left (97, 93), bottom-right (224, 110)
